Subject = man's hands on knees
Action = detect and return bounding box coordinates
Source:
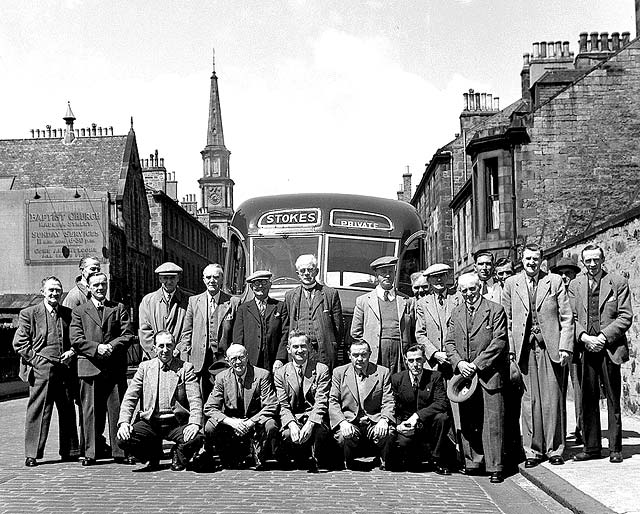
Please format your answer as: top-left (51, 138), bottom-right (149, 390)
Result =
top-left (373, 418), bottom-right (389, 440)
top-left (224, 416), bottom-right (254, 436)
top-left (117, 422), bottom-right (132, 441)
top-left (339, 420), bottom-right (358, 440)
top-left (183, 423), bottom-right (200, 442)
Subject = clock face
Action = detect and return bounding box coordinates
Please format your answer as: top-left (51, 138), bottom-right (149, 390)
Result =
top-left (208, 186), bottom-right (222, 205)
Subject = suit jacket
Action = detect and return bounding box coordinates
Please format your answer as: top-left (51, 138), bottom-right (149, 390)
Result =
top-left (391, 369), bottom-right (449, 423)
top-left (415, 292), bottom-right (462, 368)
top-left (274, 360), bottom-right (330, 427)
top-left (328, 362), bottom-right (395, 429)
top-left (284, 284), bottom-right (344, 363)
top-left (138, 287), bottom-right (189, 358)
top-left (62, 278), bottom-right (90, 309)
top-left (568, 271), bottom-right (632, 365)
top-left (445, 297), bottom-right (509, 391)
top-left (501, 271), bottom-right (574, 362)
top-left (118, 357), bottom-right (203, 427)
top-left (69, 300), bottom-right (134, 378)
top-left (13, 302), bottom-right (73, 382)
top-left (350, 290), bottom-right (412, 367)
top-left (204, 365), bottom-right (278, 426)
top-left (233, 297), bottom-right (289, 367)
top-left (178, 291), bottom-right (235, 373)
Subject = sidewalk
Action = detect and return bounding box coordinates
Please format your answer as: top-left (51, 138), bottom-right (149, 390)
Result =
top-left (519, 399), bottom-right (640, 514)
top-left (0, 379), bottom-right (27, 401)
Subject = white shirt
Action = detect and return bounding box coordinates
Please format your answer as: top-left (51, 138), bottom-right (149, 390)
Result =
top-left (91, 297), bottom-right (104, 309)
top-left (375, 285), bottom-right (396, 302)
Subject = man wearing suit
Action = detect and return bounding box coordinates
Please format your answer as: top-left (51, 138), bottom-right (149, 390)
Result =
top-left (138, 262), bottom-right (189, 359)
top-left (13, 276), bottom-right (79, 467)
top-left (233, 270), bottom-right (289, 373)
top-left (351, 256), bottom-right (412, 375)
top-left (284, 254), bottom-right (343, 370)
top-left (475, 251), bottom-right (502, 303)
top-left (329, 340), bottom-right (395, 470)
top-left (204, 344), bottom-right (278, 470)
top-left (70, 272), bottom-right (134, 466)
top-left (568, 245), bottom-right (632, 463)
top-left (63, 256), bottom-right (101, 309)
top-left (391, 345), bottom-right (452, 474)
top-left (178, 263), bottom-right (235, 400)
top-left (117, 331), bottom-right (203, 471)
top-left (415, 263), bottom-right (461, 377)
top-left (446, 272), bottom-right (509, 483)
top-left (502, 244), bottom-right (574, 468)
top-left (274, 330), bottom-right (333, 472)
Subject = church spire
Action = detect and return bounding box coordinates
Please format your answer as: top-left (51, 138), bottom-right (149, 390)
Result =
top-left (206, 47), bottom-right (225, 148)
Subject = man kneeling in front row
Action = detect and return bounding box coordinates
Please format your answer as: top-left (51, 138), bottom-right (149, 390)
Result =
top-left (117, 330), bottom-right (204, 471)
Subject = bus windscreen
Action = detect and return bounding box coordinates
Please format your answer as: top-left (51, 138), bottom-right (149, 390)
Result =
top-left (325, 236), bottom-right (396, 289)
top-left (252, 236), bottom-right (320, 285)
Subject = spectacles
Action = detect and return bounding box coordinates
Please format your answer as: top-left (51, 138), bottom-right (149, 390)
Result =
top-left (297, 268), bottom-right (316, 274)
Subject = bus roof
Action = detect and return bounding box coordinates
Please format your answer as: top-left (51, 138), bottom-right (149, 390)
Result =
top-left (231, 193), bottom-right (423, 239)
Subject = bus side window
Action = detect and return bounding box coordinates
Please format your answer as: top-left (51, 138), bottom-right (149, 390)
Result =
top-left (228, 233), bottom-right (247, 295)
top-left (398, 238), bottom-right (421, 296)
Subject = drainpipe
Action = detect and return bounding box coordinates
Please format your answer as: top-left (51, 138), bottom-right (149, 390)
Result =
top-left (510, 144), bottom-right (518, 260)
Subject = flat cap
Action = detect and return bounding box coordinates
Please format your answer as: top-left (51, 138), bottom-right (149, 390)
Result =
top-left (446, 373), bottom-right (478, 403)
top-left (246, 270), bottom-right (273, 283)
top-left (155, 262), bottom-right (183, 275)
top-left (370, 256), bottom-right (398, 269)
top-left (550, 258), bottom-right (580, 275)
top-left (423, 263), bottom-right (451, 276)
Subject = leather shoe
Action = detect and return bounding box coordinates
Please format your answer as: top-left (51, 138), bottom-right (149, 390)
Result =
top-left (573, 452), bottom-right (599, 462)
top-left (434, 465), bottom-right (451, 476)
top-left (25, 457), bottom-right (37, 467)
top-left (609, 452), bottom-right (623, 463)
top-left (81, 457), bottom-right (96, 467)
top-left (171, 452), bottom-right (185, 471)
top-left (114, 456), bottom-right (136, 465)
top-left (132, 460), bottom-right (160, 472)
top-left (490, 472), bottom-right (503, 483)
top-left (549, 456), bottom-right (564, 465)
top-left (524, 458), bottom-right (540, 468)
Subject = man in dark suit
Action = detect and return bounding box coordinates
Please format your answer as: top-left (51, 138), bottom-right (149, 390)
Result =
top-left (568, 245), bottom-right (633, 463)
top-left (329, 340), bottom-right (395, 470)
top-left (204, 344), bottom-right (278, 470)
top-left (284, 254), bottom-right (343, 370)
top-left (13, 276), bottom-right (79, 467)
top-left (274, 330), bottom-right (333, 471)
top-left (117, 330), bottom-right (203, 471)
top-left (445, 272), bottom-right (509, 483)
top-left (70, 272), bottom-right (134, 466)
top-left (178, 263), bottom-right (235, 400)
top-left (233, 270), bottom-right (289, 373)
top-left (391, 344), bottom-right (452, 473)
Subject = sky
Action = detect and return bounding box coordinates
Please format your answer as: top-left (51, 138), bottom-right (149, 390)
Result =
top-left (0, 0), bottom-right (636, 208)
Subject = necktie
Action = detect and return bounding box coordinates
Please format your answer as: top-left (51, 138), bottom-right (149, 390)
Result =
top-left (438, 294), bottom-right (444, 306)
top-left (482, 281), bottom-right (488, 296)
top-left (161, 363), bottom-right (170, 372)
top-left (258, 300), bottom-right (266, 316)
top-left (383, 290), bottom-right (389, 302)
top-left (468, 305), bottom-right (475, 318)
top-left (51, 308), bottom-right (57, 318)
top-left (237, 376), bottom-right (245, 413)
top-left (96, 303), bottom-right (103, 321)
top-left (296, 366), bottom-right (305, 409)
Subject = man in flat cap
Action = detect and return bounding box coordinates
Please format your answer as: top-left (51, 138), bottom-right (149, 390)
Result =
top-left (233, 270), bottom-right (289, 374)
top-left (138, 262), bottom-right (190, 359)
top-left (351, 256), bottom-right (412, 375)
top-left (284, 254), bottom-right (343, 371)
top-left (415, 263), bottom-right (460, 377)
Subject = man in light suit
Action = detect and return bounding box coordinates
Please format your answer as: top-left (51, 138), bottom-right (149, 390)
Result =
top-left (204, 344), bottom-right (278, 470)
top-left (475, 251), bottom-right (502, 303)
top-left (329, 340), bottom-right (395, 470)
top-left (233, 270), bottom-right (289, 373)
top-left (274, 330), bottom-right (333, 472)
top-left (138, 262), bottom-right (189, 359)
top-left (13, 276), bottom-right (79, 467)
top-left (178, 263), bottom-right (235, 400)
top-left (415, 263), bottom-right (461, 377)
top-left (568, 245), bottom-right (632, 463)
top-left (117, 330), bottom-right (203, 471)
top-left (502, 244), bottom-right (574, 467)
top-left (351, 256), bottom-right (412, 375)
top-left (445, 273), bottom-right (509, 483)
top-left (70, 272), bottom-right (134, 466)
top-left (284, 254), bottom-right (343, 370)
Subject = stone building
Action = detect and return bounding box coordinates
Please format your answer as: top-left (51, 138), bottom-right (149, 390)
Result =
top-left (142, 151), bottom-right (225, 294)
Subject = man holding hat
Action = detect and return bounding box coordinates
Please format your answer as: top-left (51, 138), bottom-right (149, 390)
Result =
top-left (445, 272), bottom-right (509, 483)
top-left (351, 256), bottom-right (412, 375)
top-left (415, 263), bottom-right (460, 377)
top-left (138, 262), bottom-right (190, 359)
top-left (233, 270), bottom-right (289, 373)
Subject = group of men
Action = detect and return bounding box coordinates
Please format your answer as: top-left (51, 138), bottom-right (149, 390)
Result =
top-left (13, 243), bottom-right (632, 483)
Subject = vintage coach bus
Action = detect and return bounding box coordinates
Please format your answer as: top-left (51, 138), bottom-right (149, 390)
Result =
top-left (224, 193), bottom-right (425, 354)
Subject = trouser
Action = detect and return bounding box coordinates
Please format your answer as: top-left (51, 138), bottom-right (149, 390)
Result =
top-left (394, 411), bottom-right (452, 467)
top-left (520, 338), bottom-right (566, 459)
top-left (25, 359), bottom-right (79, 459)
top-left (581, 350), bottom-right (622, 454)
top-left (334, 418), bottom-right (393, 465)
top-left (79, 372), bottom-right (127, 459)
top-left (503, 380), bottom-right (525, 468)
top-left (281, 419), bottom-right (335, 467)
top-left (117, 417), bottom-right (204, 465)
top-left (570, 357), bottom-right (583, 436)
top-left (378, 338), bottom-right (402, 375)
top-left (458, 386), bottom-right (504, 473)
top-left (204, 418), bottom-right (278, 467)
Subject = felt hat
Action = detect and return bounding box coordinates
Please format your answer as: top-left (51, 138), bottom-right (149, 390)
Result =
top-left (446, 373), bottom-right (478, 403)
top-left (549, 258), bottom-right (580, 275)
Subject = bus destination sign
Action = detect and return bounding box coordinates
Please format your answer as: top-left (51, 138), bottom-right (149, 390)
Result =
top-left (258, 208), bottom-right (322, 229)
top-left (330, 210), bottom-right (393, 231)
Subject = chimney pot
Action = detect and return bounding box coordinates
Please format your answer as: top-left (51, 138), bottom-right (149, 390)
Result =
top-left (487, 93), bottom-right (493, 110)
top-left (30, 129), bottom-right (34, 138)
top-left (622, 32), bottom-right (630, 45)
top-left (547, 42), bottom-right (555, 57)
top-left (562, 41), bottom-right (570, 56)
top-left (612, 32), bottom-right (620, 50)
top-left (555, 41), bottom-right (562, 57)
top-left (540, 41), bottom-right (547, 58)
top-left (474, 92), bottom-right (481, 111)
top-left (463, 92), bottom-right (469, 111)
top-left (579, 33), bottom-right (588, 53)
top-left (494, 97), bottom-right (500, 110)
top-left (160, 158), bottom-right (164, 167)
top-left (523, 53), bottom-right (530, 66)
top-left (532, 42), bottom-right (540, 58)
top-left (590, 32), bottom-right (599, 52)
top-left (481, 92), bottom-right (487, 110)
top-left (600, 32), bottom-right (609, 52)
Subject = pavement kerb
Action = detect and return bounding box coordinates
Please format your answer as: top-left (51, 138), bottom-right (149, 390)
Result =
top-left (518, 463), bottom-right (617, 514)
